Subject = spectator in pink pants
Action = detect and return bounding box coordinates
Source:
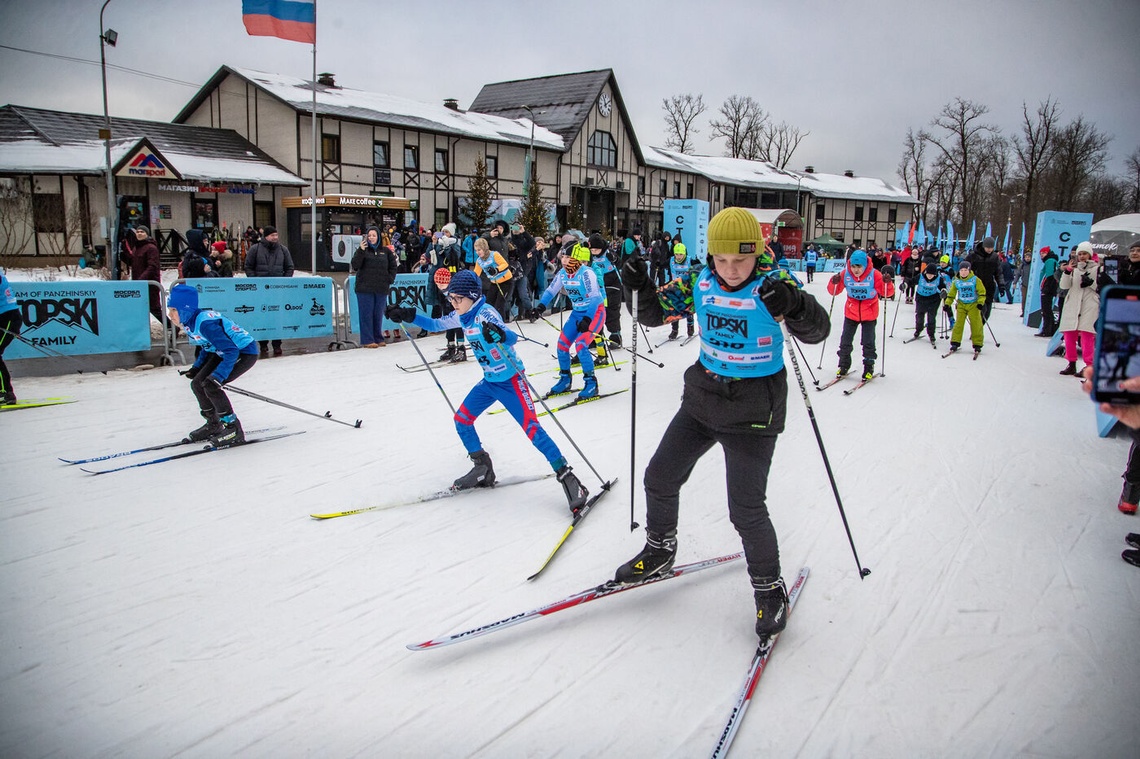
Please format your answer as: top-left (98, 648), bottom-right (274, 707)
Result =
top-left (1057, 241), bottom-right (1103, 376)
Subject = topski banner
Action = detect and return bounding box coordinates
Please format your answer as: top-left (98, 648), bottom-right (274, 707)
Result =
top-left (7, 281), bottom-right (152, 359)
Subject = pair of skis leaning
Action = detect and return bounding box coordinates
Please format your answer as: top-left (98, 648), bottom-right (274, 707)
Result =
top-left (409, 553), bottom-right (808, 757)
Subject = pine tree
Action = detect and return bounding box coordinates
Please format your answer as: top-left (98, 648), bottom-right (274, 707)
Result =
top-left (566, 197), bottom-right (586, 232)
top-left (464, 154), bottom-right (494, 232)
top-left (518, 165), bottom-right (552, 239)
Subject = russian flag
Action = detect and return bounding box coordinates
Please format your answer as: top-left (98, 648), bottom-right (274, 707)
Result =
top-left (242, 0), bottom-right (315, 44)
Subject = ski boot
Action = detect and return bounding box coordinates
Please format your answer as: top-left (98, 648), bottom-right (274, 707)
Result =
top-left (752, 576), bottom-right (789, 638)
top-left (973, 345), bottom-right (982, 358)
top-left (862, 362), bottom-right (874, 381)
top-left (449, 345), bottom-right (467, 363)
top-left (949, 342), bottom-right (960, 353)
top-left (185, 412), bottom-right (223, 443)
top-left (209, 414), bottom-right (245, 448)
top-left (453, 450), bottom-right (496, 490)
top-left (608, 333), bottom-right (622, 349)
top-left (548, 370), bottom-right (573, 396)
top-left (0, 391), bottom-right (16, 405)
top-left (1120, 481), bottom-right (1140, 514)
top-left (1059, 361), bottom-right (1077, 376)
top-left (913, 330), bottom-right (921, 340)
top-left (614, 531), bottom-right (678, 584)
top-left (439, 342), bottom-right (456, 362)
top-left (687, 323), bottom-right (695, 338)
top-left (669, 323), bottom-right (679, 340)
top-left (577, 373), bottom-right (598, 401)
top-left (929, 334), bottom-right (937, 347)
top-left (1124, 549), bottom-right (1140, 568)
top-left (556, 464), bottom-right (589, 514)
top-left (1126, 533), bottom-right (1140, 549)
top-left (836, 366), bottom-right (850, 378)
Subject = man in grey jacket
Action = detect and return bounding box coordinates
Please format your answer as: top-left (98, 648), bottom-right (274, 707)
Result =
top-left (243, 226), bottom-right (295, 356)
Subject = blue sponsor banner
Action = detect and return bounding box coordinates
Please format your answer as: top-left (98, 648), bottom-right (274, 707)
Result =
top-left (346, 273), bottom-right (430, 334)
top-left (1023, 211), bottom-right (1093, 328)
top-left (187, 277), bottom-right (334, 340)
top-left (8, 280), bottom-right (151, 359)
top-left (663, 199), bottom-right (709, 261)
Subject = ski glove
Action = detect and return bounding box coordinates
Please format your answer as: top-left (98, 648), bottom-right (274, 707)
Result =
top-left (576, 316), bottom-right (593, 332)
top-left (759, 278), bottom-right (802, 319)
top-left (183, 365), bottom-right (201, 380)
top-left (481, 321), bottom-right (507, 344)
top-left (829, 273), bottom-right (842, 286)
top-left (385, 305), bottom-right (416, 323)
top-left (526, 304), bottom-right (546, 323)
top-left (622, 254), bottom-right (649, 289)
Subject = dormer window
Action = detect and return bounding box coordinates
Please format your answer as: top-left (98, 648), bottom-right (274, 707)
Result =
top-left (586, 131), bottom-right (617, 168)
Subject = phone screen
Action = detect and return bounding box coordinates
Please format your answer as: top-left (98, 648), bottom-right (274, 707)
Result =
top-left (1093, 285), bottom-right (1140, 404)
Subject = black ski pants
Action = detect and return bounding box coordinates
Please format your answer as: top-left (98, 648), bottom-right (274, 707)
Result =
top-left (191, 352), bottom-right (257, 418)
top-left (643, 406), bottom-right (780, 580)
top-left (837, 318), bottom-right (877, 371)
top-left (0, 309), bottom-right (22, 397)
top-left (1040, 291), bottom-right (1057, 335)
top-left (914, 296), bottom-right (940, 338)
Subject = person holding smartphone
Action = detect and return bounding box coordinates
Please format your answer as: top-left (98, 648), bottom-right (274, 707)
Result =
top-left (1057, 242), bottom-right (1103, 375)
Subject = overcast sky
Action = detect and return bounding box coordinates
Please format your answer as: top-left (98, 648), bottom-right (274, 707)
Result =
top-left (1, 0), bottom-right (1137, 185)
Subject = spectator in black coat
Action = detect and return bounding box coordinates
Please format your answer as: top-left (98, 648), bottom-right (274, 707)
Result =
top-left (351, 225), bottom-right (399, 348)
top-left (965, 237), bottom-right (1000, 320)
top-left (181, 229), bottom-right (216, 279)
top-left (243, 226), bottom-right (294, 356)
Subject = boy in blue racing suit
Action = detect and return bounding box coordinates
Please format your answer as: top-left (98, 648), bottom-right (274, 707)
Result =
top-left (167, 283), bottom-right (260, 447)
top-left (385, 269), bottom-right (589, 513)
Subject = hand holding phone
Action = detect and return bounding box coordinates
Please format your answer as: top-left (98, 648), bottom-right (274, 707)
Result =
top-left (1092, 285), bottom-right (1140, 405)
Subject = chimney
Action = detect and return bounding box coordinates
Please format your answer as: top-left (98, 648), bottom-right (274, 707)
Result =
top-left (804, 166), bottom-right (815, 173)
top-left (843, 169), bottom-right (855, 178)
top-left (443, 98), bottom-right (460, 111)
top-left (317, 72), bottom-right (337, 87)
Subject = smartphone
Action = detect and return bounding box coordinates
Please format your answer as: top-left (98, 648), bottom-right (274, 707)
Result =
top-left (1093, 285), bottom-right (1140, 404)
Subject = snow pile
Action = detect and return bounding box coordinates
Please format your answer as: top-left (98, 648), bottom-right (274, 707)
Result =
top-left (1, 281), bottom-right (1137, 757)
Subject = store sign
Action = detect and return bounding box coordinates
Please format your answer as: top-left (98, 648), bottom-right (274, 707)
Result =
top-left (158, 183), bottom-right (257, 194)
top-left (118, 151), bottom-right (176, 178)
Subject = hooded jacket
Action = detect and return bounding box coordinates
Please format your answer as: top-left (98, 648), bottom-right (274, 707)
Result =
top-left (181, 229), bottom-right (215, 278)
top-left (351, 226), bottom-right (399, 293)
top-left (244, 233), bottom-right (295, 278)
top-left (965, 242), bottom-right (1000, 292)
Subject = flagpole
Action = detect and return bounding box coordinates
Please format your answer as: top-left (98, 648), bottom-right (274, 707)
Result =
top-left (310, 2), bottom-right (318, 275)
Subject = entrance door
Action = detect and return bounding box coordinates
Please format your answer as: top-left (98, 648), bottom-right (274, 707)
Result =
top-left (585, 188), bottom-right (615, 233)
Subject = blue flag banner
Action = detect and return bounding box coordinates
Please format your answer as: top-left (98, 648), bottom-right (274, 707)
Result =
top-left (965, 221), bottom-right (976, 254)
top-left (1023, 211), bottom-right (1094, 328)
top-left (188, 276), bottom-right (334, 340)
top-left (7, 281), bottom-right (152, 359)
top-left (984, 221), bottom-right (993, 240)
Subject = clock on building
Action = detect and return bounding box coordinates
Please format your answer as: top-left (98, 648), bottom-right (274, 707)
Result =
top-left (597, 93), bottom-right (612, 117)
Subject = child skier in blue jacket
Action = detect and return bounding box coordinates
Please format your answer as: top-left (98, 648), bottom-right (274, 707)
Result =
top-left (385, 269), bottom-right (589, 512)
top-left (167, 283), bottom-right (259, 447)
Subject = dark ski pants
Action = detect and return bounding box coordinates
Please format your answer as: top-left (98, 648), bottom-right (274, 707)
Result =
top-left (191, 352), bottom-right (257, 419)
top-left (1040, 292), bottom-right (1057, 335)
top-left (837, 318), bottom-right (877, 371)
top-left (1123, 436), bottom-right (1140, 506)
top-left (914, 296), bottom-right (939, 338)
top-left (0, 309), bottom-right (22, 397)
top-left (805, 265), bottom-right (815, 283)
top-left (643, 406), bottom-right (780, 579)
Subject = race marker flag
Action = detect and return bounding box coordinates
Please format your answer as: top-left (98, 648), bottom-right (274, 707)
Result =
top-left (242, 0), bottom-right (316, 44)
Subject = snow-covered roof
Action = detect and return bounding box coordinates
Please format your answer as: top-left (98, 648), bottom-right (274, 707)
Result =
top-left (645, 146), bottom-right (917, 204)
top-left (223, 67), bottom-right (565, 152)
top-left (0, 105), bottom-right (306, 185)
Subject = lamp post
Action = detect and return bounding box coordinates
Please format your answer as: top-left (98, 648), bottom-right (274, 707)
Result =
top-left (522, 105), bottom-right (538, 197)
top-left (1003, 192), bottom-right (1024, 253)
top-left (99, 1), bottom-right (118, 279)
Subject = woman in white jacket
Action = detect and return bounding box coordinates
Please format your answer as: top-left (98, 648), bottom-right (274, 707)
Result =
top-left (1057, 241), bottom-right (1102, 375)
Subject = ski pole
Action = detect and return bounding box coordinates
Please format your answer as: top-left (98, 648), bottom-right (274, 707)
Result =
top-left (628, 288), bottom-right (640, 532)
top-left (516, 332), bottom-right (549, 348)
top-left (985, 314), bottom-right (1001, 347)
top-left (782, 325), bottom-right (871, 580)
top-left (817, 290), bottom-right (836, 370)
top-left (502, 352), bottom-right (606, 485)
top-left (0, 327), bottom-right (107, 375)
top-left (880, 307), bottom-right (888, 378)
top-left (888, 287), bottom-right (903, 337)
top-left (790, 334), bottom-right (818, 386)
top-left (398, 323), bottom-right (456, 415)
top-left (225, 384), bottom-right (363, 428)
top-left (639, 322), bottom-right (654, 353)
top-left (610, 342), bottom-right (664, 368)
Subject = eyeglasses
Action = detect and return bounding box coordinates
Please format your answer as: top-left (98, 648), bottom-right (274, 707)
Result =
top-left (447, 294), bottom-right (466, 304)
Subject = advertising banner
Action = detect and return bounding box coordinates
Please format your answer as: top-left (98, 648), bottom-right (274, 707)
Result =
top-left (188, 276), bottom-right (335, 340)
top-left (346, 273), bottom-right (431, 334)
top-left (1023, 211), bottom-right (1093, 328)
top-left (663, 199), bottom-right (709, 261)
top-left (7, 281), bottom-right (152, 359)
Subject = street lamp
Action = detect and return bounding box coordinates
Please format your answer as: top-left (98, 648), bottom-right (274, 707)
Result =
top-left (99, 0), bottom-right (118, 279)
top-left (522, 105), bottom-right (537, 197)
top-left (1002, 192), bottom-right (1024, 253)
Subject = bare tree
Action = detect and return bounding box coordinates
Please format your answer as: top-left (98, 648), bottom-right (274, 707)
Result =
top-left (710, 95), bottom-right (767, 159)
top-left (751, 121), bottom-right (808, 169)
top-left (0, 178), bottom-right (34, 258)
top-left (1012, 98), bottom-right (1060, 222)
top-left (1124, 146), bottom-right (1140, 213)
top-left (897, 129), bottom-right (956, 226)
top-left (661, 93), bottom-right (706, 154)
top-left (1040, 116), bottom-right (1111, 211)
top-left (921, 97), bottom-right (1000, 224)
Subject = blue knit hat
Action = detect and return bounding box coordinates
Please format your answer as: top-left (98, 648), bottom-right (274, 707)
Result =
top-left (167, 283), bottom-right (199, 322)
top-left (446, 269), bottom-right (482, 301)
top-left (849, 250), bottom-right (868, 267)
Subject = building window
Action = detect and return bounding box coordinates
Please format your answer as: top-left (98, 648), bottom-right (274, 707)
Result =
top-left (888, 208), bottom-right (898, 223)
top-left (435, 208), bottom-right (448, 228)
top-left (321, 134), bottom-right (341, 163)
top-left (714, 185), bottom-right (721, 202)
top-left (192, 197), bottom-right (218, 231)
top-left (816, 203), bottom-right (825, 220)
top-left (673, 181), bottom-right (681, 198)
top-left (32, 193), bottom-right (65, 233)
top-left (373, 141), bottom-right (389, 168)
top-left (637, 176), bottom-right (645, 194)
top-left (659, 179), bottom-right (667, 196)
top-left (686, 182), bottom-right (694, 199)
top-left (586, 131), bottom-right (617, 168)
top-left (854, 206), bottom-right (864, 221)
top-left (486, 155), bottom-right (498, 178)
top-left (869, 207), bottom-right (878, 222)
top-left (761, 191), bottom-right (777, 207)
top-left (434, 149), bottom-right (448, 174)
top-left (404, 145), bottom-right (419, 170)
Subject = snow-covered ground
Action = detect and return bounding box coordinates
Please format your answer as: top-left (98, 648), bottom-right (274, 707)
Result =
top-left (2, 277), bottom-right (1138, 758)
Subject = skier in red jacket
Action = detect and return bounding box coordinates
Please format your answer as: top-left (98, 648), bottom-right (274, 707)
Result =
top-left (826, 249), bottom-right (895, 380)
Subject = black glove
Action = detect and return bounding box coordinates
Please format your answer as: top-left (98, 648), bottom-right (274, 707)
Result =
top-left (939, 288), bottom-right (948, 298)
top-left (526, 304), bottom-right (546, 323)
top-left (385, 305), bottom-right (416, 323)
top-left (622, 254), bottom-right (649, 289)
top-left (1080, 272), bottom-right (1094, 288)
top-left (481, 321), bottom-right (506, 344)
top-left (829, 273), bottom-right (842, 287)
top-left (576, 316), bottom-right (593, 332)
top-left (759, 278), bottom-right (802, 319)
top-left (182, 365), bottom-right (201, 380)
